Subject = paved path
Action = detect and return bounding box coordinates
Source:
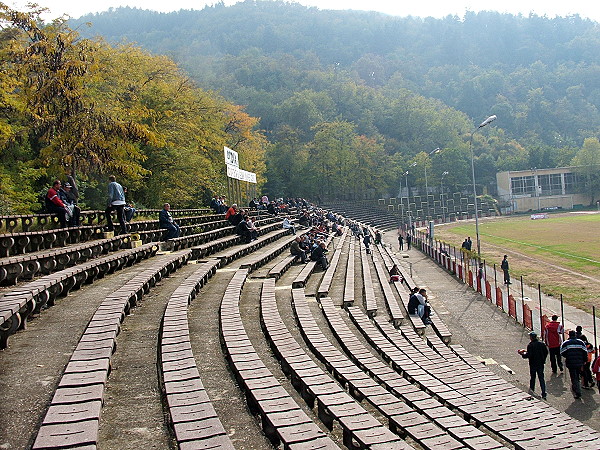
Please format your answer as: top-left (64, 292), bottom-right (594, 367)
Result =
top-left (383, 231), bottom-right (600, 431)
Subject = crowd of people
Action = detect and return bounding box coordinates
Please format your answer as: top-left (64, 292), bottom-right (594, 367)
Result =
top-left (518, 316), bottom-right (598, 400)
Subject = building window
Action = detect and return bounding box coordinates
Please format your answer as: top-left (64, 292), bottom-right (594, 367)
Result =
top-left (511, 176), bottom-right (535, 195)
top-left (538, 173), bottom-right (562, 195)
top-left (564, 172), bottom-right (580, 194)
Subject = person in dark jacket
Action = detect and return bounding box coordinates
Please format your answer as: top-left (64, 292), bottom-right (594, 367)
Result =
top-left (561, 330), bottom-right (588, 399)
top-left (501, 255), bottom-right (511, 285)
top-left (290, 236), bottom-right (307, 263)
top-left (159, 203), bottom-right (180, 239)
top-left (310, 241), bottom-right (328, 270)
top-left (518, 331), bottom-right (549, 399)
top-left (236, 215), bottom-right (252, 244)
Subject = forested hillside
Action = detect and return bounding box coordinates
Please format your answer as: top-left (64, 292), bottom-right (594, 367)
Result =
top-left (72, 1), bottom-right (600, 200)
top-left (0, 3), bottom-right (266, 213)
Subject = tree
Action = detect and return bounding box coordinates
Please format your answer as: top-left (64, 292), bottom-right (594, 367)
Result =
top-left (571, 137), bottom-right (600, 204)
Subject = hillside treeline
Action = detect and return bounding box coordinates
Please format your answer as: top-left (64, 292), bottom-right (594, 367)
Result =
top-left (73, 1), bottom-right (600, 200)
top-left (0, 3), bottom-right (266, 213)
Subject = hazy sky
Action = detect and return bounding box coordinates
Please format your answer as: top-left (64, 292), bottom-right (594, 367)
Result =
top-left (8, 0), bottom-right (600, 22)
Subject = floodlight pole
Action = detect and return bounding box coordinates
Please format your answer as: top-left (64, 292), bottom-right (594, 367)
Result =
top-left (470, 115), bottom-right (496, 259)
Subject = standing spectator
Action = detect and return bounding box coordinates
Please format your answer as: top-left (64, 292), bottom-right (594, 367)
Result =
top-left (560, 330), bottom-right (588, 399)
top-left (592, 354), bottom-right (600, 394)
top-left (105, 175), bottom-right (127, 235)
top-left (518, 331), bottom-right (549, 399)
top-left (159, 203), bottom-right (180, 239)
top-left (363, 232), bottom-right (371, 254)
top-left (544, 315), bottom-right (564, 374)
top-left (45, 180), bottom-right (68, 228)
top-left (579, 335), bottom-right (596, 389)
top-left (501, 255), bottom-right (511, 285)
top-left (374, 230), bottom-right (382, 245)
top-left (406, 234), bottom-right (412, 250)
top-left (398, 234), bottom-right (404, 251)
top-left (290, 236), bottom-right (307, 263)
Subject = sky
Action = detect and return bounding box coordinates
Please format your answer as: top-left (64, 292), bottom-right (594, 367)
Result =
top-left (8, 0), bottom-right (600, 23)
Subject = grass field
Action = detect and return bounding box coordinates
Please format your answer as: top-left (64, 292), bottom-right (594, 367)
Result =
top-left (434, 212), bottom-right (600, 312)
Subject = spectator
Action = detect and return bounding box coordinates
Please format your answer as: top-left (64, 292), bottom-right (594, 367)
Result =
top-left (105, 175), bottom-right (127, 235)
top-left (225, 204), bottom-right (238, 224)
top-left (246, 215), bottom-right (259, 241)
top-left (389, 264), bottom-right (401, 282)
top-left (123, 187), bottom-right (136, 223)
top-left (310, 241), bottom-right (328, 270)
top-left (159, 203), bottom-right (180, 239)
top-left (579, 335), bottom-right (595, 390)
top-left (282, 217), bottom-right (296, 235)
top-left (249, 198), bottom-right (259, 209)
top-left (58, 182), bottom-right (81, 227)
top-left (415, 288), bottom-right (432, 325)
top-left (592, 354), bottom-right (600, 394)
top-left (501, 255), bottom-right (511, 285)
top-left (407, 287), bottom-right (420, 315)
top-left (544, 315), bottom-right (564, 374)
top-left (363, 232), bottom-right (371, 253)
top-left (398, 234), bottom-right (404, 251)
top-left (236, 215), bottom-right (252, 244)
top-left (518, 331), bottom-right (549, 399)
top-left (45, 180), bottom-right (68, 228)
top-left (210, 196), bottom-right (219, 213)
top-left (290, 236), bottom-right (307, 263)
top-left (406, 234), bottom-right (412, 250)
top-left (560, 330), bottom-right (588, 399)
top-left (374, 230), bottom-right (382, 245)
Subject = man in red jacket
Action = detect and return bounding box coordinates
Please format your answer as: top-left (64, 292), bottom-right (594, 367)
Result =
top-left (45, 180), bottom-right (67, 228)
top-left (544, 315), bottom-right (564, 373)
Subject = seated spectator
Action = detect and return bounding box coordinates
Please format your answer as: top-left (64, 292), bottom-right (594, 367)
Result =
top-left (159, 203), bottom-right (180, 239)
top-left (267, 201), bottom-right (278, 215)
top-left (415, 288), bottom-right (432, 325)
top-left (45, 180), bottom-right (68, 228)
top-left (58, 182), bottom-right (81, 227)
top-left (290, 236), bottom-right (307, 263)
top-left (282, 217), bottom-right (296, 235)
top-left (123, 187), bottom-right (136, 223)
top-left (246, 215), bottom-right (259, 241)
top-left (389, 264), bottom-right (402, 283)
top-left (310, 241), bottom-right (329, 270)
top-left (407, 287), bottom-right (420, 315)
top-left (236, 215), bottom-right (252, 244)
top-left (225, 203), bottom-right (237, 222)
top-left (249, 198), bottom-right (259, 209)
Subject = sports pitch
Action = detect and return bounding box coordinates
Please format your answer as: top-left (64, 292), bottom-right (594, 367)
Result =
top-left (433, 212), bottom-right (600, 312)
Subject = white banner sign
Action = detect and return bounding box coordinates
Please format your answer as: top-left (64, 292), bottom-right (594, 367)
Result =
top-left (530, 213), bottom-right (548, 220)
top-left (227, 164), bottom-right (257, 183)
top-left (224, 146), bottom-right (239, 168)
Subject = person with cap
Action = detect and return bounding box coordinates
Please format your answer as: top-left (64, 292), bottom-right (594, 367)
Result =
top-left (518, 331), bottom-right (549, 399)
top-left (560, 330), bottom-right (588, 399)
top-left (544, 315), bottom-right (564, 373)
top-left (58, 181), bottom-right (81, 227)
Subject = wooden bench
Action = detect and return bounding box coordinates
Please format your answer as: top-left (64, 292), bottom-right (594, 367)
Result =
top-left (0, 224), bottom-right (105, 257)
top-left (240, 233), bottom-right (298, 272)
top-left (370, 249), bottom-right (403, 327)
top-left (371, 318), bottom-right (585, 449)
top-left (342, 240), bottom-right (356, 308)
top-left (316, 231), bottom-right (348, 298)
top-left (0, 235), bottom-right (130, 286)
top-left (32, 250), bottom-right (192, 449)
top-left (359, 241), bottom-right (377, 317)
top-left (305, 293), bottom-right (471, 449)
top-left (0, 243), bottom-right (160, 349)
top-left (260, 279), bottom-right (406, 449)
top-left (159, 258), bottom-right (234, 449)
top-left (268, 254), bottom-right (299, 280)
top-left (220, 269), bottom-right (339, 449)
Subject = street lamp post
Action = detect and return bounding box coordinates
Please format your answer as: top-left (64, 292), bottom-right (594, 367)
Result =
top-left (441, 171), bottom-right (449, 222)
top-left (470, 115), bottom-right (496, 258)
top-left (424, 147), bottom-right (441, 194)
